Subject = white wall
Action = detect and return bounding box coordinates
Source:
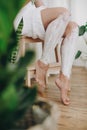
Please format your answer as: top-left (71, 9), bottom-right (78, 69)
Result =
top-left (70, 0), bottom-right (87, 25)
top-left (70, 0), bottom-right (87, 66)
top-left (43, 0), bottom-right (69, 8)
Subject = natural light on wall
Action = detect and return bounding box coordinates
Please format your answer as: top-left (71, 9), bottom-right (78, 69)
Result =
top-left (43, 0), bottom-right (87, 25)
top-left (71, 0), bottom-right (87, 25)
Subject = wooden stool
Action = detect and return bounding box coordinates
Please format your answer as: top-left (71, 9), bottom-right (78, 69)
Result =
top-left (19, 36), bottom-right (61, 87)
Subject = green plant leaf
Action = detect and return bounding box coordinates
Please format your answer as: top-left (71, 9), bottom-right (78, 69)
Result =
top-left (75, 50), bottom-right (82, 59)
top-left (79, 26), bottom-right (85, 36)
top-left (17, 50), bottom-right (35, 68)
top-left (0, 84), bottom-right (18, 112)
top-left (10, 18), bottom-right (24, 63)
top-left (11, 86), bottom-right (37, 124)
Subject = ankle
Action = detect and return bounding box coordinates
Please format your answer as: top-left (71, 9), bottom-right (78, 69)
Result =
top-left (59, 71), bottom-right (70, 82)
top-left (37, 60), bottom-right (49, 70)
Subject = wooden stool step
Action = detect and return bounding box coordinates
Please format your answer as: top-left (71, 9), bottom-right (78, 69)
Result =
top-left (19, 36), bottom-right (61, 87)
top-left (26, 62), bottom-right (60, 87)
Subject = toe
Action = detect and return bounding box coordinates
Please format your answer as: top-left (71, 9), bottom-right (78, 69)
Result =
top-left (61, 90), bottom-right (70, 105)
top-left (68, 87), bottom-right (71, 92)
top-left (61, 95), bottom-right (70, 105)
top-left (63, 96), bottom-right (70, 105)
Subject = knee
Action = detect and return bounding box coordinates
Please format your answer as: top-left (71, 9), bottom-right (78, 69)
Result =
top-left (62, 8), bottom-right (70, 15)
top-left (68, 21), bottom-right (78, 30)
top-left (63, 21), bottom-right (79, 37)
top-left (69, 22), bottom-right (79, 36)
top-left (60, 7), bottom-right (71, 21)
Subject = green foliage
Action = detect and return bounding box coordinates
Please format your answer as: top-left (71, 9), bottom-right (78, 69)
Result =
top-left (0, 0), bottom-right (25, 54)
top-left (0, 1), bottom-right (37, 130)
top-left (75, 50), bottom-right (82, 59)
top-left (0, 85), bottom-right (37, 130)
top-left (79, 26), bottom-right (86, 36)
top-left (10, 18), bottom-right (23, 63)
top-left (75, 23), bottom-right (87, 59)
top-left (79, 23), bottom-right (87, 36)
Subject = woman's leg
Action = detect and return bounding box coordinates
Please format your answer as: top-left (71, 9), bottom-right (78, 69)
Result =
top-left (55, 21), bottom-right (79, 105)
top-left (36, 7), bottom-right (70, 91)
top-left (41, 7), bottom-right (70, 30)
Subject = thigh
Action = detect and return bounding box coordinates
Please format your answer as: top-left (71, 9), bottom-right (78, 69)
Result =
top-left (41, 7), bottom-right (69, 29)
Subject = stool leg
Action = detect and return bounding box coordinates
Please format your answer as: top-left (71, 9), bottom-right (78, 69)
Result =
top-left (26, 70), bottom-right (31, 87)
top-left (45, 72), bottom-right (48, 88)
top-left (19, 38), bottom-right (26, 57)
top-left (55, 45), bottom-right (59, 63)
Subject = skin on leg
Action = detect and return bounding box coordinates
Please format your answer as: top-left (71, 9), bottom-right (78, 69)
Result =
top-left (55, 21), bottom-right (78, 105)
top-left (35, 7), bottom-right (70, 90)
top-left (55, 72), bottom-right (70, 105)
top-left (41, 7), bottom-right (70, 30)
top-left (35, 60), bottom-right (49, 91)
top-left (63, 21), bottom-right (79, 38)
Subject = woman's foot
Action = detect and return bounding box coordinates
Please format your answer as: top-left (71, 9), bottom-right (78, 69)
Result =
top-left (55, 72), bottom-right (70, 105)
top-left (35, 60), bottom-right (49, 92)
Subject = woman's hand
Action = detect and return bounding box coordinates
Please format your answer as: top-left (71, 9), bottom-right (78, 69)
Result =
top-left (33, 0), bottom-right (44, 7)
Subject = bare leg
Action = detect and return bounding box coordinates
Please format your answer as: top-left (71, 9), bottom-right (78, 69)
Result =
top-left (55, 22), bottom-right (79, 105)
top-left (35, 7), bottom-right (70, 90)
top-left (36, 60), bottom-right (49, 91)
top-left (41, 7), bottom-right (70, 30)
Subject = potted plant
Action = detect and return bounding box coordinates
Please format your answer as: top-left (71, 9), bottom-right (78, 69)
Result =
top-left (0, 1), bottom-right (60, 130)
top-left (0, 1), bottom-right (37, 129)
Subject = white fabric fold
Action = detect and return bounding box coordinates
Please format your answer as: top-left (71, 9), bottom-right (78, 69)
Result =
top-left (61, 27), bottom-right (79, 78)
top-left (40, 12), bottom-right (70, 64)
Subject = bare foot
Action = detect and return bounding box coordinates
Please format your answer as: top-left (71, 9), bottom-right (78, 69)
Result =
top-left (35, 60), bottom-right (49, 91)
top-left (55, 73), bottom-right (70, 105)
